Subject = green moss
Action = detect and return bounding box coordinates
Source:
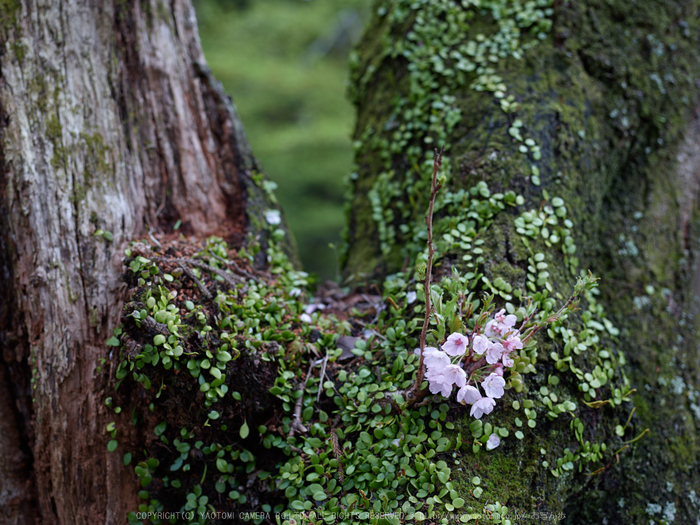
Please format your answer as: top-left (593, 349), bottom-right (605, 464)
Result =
top-left (108, 234), bottom-right (315, 524)
top-left (46, 113), bottom-right (65, 170)
top-left (0, 0), bottom-right (21, 35)
top-left (344, 0), bottom-right (700, 277)
top-left (343, 0), bottom-right (557, 276)
top-left (79, 131), bottom-right (111, 186)
top-left (27, 73), bottom-right (69, 174)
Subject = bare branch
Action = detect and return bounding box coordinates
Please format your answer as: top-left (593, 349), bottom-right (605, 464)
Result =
top-left (409, 146), bottom-right (445, 403)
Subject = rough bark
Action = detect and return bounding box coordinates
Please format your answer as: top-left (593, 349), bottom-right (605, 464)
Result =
top-left (0, 1), bottom-right (282, 523)
top-left (0, 359), bottom-right (33, 524)
top-left (344, 0), bottom-right (700, 522)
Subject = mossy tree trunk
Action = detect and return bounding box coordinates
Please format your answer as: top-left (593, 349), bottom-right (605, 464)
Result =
top-left (0, 1), bottom-right (281, 523)
top-left (344, 0), bottom-right (700, 522)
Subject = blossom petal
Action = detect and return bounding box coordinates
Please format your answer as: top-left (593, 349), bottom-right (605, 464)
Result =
top-left (486, 342), bottom-right (504, 365)
top-left (457, 385), bottom-right (481, 405)
top-left (443, 364), bottom-right (467, 388)
top-left (442, 332), bottom-right (469, 357)
top-left (502, 352), bottom-right (514, 368)
top-left (486, 433), bottom-right (501, 450)
top-left (470, 397), bottom-right (496, 419)
top-left (482, 373), bottom-right (506, 399)
top-left (484, 320), bottom-right (500, 337)
top-left (472, 335), bottom-right (490, 355)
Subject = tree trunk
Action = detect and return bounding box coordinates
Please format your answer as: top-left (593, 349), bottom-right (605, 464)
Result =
top-left (345, 0), bottom-right (700, 522)
top-left (0, 1), bottom-right (283, 522)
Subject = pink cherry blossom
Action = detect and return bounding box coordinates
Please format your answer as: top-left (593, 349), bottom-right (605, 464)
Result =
top-left (486, 433), bottom-right (501, 450)
top-left (423, 347), bottom-right (450, 370)
top-left (415, 346), bottom-right (436, 357)
top-left (425, 364), bottom-right (447, 381)
top-left (502, 352), bottom-right (514, 368)
top-left (486, 342), bottom-right (504, 365)
top-left (484, 320), bottom-right (502, 338)
top-left (503, 333), bottom-right (523, 353)
top-left (442, 364), bottom-right (467, 388)
top-left (470, 397), bottom-right (496, 419)
top-left (494, 308), bottom-right (517, 329)
top-left (425, 363), bottom-right (449, 383)
top-left (456, 384), bottom-right (481, 404)
top-left (427, 364), bottom-right (467, 398)
top-left (472, 334), bottom-right (490, 355)
top-left (304, 303), bottom-right (326, 314)
top-left (481, 373), bottom-right (506, 399)
top-left (442, 332), bottom-right (469, 357)
top-left (428, 375), bottom-right (453, 398)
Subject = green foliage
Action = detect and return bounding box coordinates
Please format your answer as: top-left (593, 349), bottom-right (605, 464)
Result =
top-left (107, 231), bottom-right (316, 523)
top-left (105, 203), bottom-right (632, 524)
top-left (262, 249), bottom-right (629, 525)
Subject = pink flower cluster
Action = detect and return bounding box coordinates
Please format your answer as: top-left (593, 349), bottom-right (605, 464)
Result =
top-left (417, 309), bottom-right (524, 419)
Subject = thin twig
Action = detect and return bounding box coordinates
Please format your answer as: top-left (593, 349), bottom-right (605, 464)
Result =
top-left (316, 352), bottom-right (330, 404)
top-left (131, 240), bottom-right (250, 290)
top-left (288, 382), bottom-right (308, 439)
top-left (148, 230), bottom-right (162, 250)
top-left (410, 146), bottom-right (444, 402)
top-left (413, 397), bottom-right (434, 408)
top-left (206, 252), bottom-right (257, 281)
top-left (521, 291), bottom-right (580, 344)
top-left (174, 258), bottom-right (243, 289)
top-left (140, 315), bottom-right (171, 336)
top-left (331, 429), bottom-right (344, 483)
top-left (522, 275), bottom-right (599, 344)
top-left (289, 359), bottom-right (318, 439)
top-left (177, 262), bottom-right (213, 301)
top-left (465, 356), bottom-right (487, 379)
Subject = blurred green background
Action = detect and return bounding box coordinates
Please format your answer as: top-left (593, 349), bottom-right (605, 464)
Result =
top-left (194, 0), bottom-right (369, 280)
